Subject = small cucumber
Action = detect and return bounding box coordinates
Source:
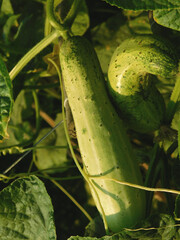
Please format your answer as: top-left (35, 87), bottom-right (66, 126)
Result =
top-left (108, 35), bottom-right (178, 133)
top-left (60, 36), bottom-right (146, 232)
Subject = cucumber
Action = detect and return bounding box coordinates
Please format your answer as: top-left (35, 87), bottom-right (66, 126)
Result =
top-left (59, 36), bottom-right (146, 233)
top-left (108, 35), bottom-right (178, 133)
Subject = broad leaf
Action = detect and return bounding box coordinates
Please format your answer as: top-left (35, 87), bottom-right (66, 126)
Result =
top-left (0, 55), bottom-right (13, 140)
top-left (71, 0), bottom-right (90, 36)
top-left (103, 0), bottom-right (180, 10)
top-left (34, 113), bottom-right (68, 173)
top-left (0, 175), bottom-right (56, 240)
top-left (154, 9), bottom-right (180, 31)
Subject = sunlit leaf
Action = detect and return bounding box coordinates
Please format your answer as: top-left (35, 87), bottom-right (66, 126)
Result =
top-left (154, 9), bottom-right (180, 31)
top-left (0, 175), bottom-right (56, 240)
top-left (71, 0), bottom-right (90, 36)
top-left (1, 0), bottom-right (14, 15)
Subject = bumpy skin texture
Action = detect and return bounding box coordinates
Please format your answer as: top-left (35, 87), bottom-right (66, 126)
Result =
top-left (108, 35), bottom-right (178, 133)
top-left (60, 36), bottom-right (146, 233)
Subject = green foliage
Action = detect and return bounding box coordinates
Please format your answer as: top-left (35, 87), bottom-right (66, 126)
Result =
top-left (0, 0), bottom-right (179, 239)
top-left (154, 9), bottom-right (180, 31)
top-left (103, 0), bottom-right (180, 10)
top-left (71, 0), bottom-right (90, 36)
top-left (1, 0), bottom-right (13, 15)
top-left (68, 214), bottom-right (178, 240)
top-left (0, 175), bottom-right (56, 240)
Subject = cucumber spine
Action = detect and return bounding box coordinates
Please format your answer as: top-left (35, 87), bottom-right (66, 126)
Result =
top-left (60, 36), bottom-right (146, 232)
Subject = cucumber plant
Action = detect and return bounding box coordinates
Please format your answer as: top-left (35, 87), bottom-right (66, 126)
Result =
top-left (108, 35), bottom-right (178, 133)
top-left (0, 0), bottom-right (180, 239)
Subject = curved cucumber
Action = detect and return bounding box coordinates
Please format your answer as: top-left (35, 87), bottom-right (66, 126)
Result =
top-left (60, 36), bottom-right (146, 232)
top-left (108, 35), bottom-right (178, 133)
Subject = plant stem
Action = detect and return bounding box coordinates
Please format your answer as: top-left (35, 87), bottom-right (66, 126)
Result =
top-left (9, 30), bottom-right (61, 81)
top-left (46, 0), bottom-right (70, 39)
top-left (50, 177), bottom-right (92, 221)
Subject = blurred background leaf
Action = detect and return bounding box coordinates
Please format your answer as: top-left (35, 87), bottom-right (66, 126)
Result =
top-left (34, 113), bottom-right (69, 173)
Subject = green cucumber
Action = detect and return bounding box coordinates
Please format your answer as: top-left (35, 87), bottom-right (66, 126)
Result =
top-left (60, 36), bottom-right (146, 233)
top-left (108, 35), bottom-right (178, 133)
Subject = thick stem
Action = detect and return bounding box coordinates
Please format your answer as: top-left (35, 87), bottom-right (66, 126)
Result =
top-left (9, 30), bottom-right (61, 81)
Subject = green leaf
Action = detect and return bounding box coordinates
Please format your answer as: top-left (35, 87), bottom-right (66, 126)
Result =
top-left (154, 9), bottom-right (180, 31)
top-left (0, 175), bottom-right (56, 240)
top-left (71, 0), bottom-right (90, 36)
top-left (128, 15), bottom-right (152, 34)
top-left (103, 0), bottom-right (180, 10)
top-left (0, 55), bottom-right (13, 140)
top-left (157, 214), bottom-right (176, 240)
top-left (34, 113), bottom-right (68, 173)
top-left (1, 0), bottom-right (14, 15)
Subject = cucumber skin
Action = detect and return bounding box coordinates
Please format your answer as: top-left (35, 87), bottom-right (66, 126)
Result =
top-left (108, 35), bottom-right (178, 133)
top-left (60, 36), bottom-right (146, 232)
